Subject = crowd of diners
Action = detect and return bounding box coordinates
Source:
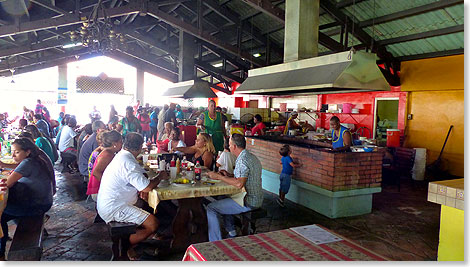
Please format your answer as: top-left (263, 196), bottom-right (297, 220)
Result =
top-left (0, 99), bottom-right (265, 260)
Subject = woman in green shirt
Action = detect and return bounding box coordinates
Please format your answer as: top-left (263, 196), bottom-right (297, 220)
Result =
top-left (117, 106), bottom-right (142, 137)
top-left (197, 100), bottom-right (226, 153)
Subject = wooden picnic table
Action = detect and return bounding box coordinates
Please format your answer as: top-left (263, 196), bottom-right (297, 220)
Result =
top-left (145, 166), bottom-right (242, 251)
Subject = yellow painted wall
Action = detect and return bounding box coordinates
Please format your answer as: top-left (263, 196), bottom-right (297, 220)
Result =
top-left (401, 55), bottom-right (464, 177)
top-left (401, 55), bottom-right (463, 91)
top-left (438, 205), bottom-right (464, 261)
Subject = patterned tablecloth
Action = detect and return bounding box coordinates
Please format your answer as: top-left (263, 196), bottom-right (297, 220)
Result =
top-left (148, 180), bottom-right (242, 210)
top-left (182, 226), bottom-right (389, 261)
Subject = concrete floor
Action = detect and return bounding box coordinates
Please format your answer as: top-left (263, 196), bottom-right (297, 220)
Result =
top-left (5, 167), bottom-right (440, 261)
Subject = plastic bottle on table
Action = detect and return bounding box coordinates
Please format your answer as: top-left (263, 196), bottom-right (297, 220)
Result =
top-left (170, 156), bottom-right (176, 167)
top-left (195, 161), bottom-right (201, 181)
top-left (176, 157), bottom-right (181, 174)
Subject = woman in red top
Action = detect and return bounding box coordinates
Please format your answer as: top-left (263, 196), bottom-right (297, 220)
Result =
top-left (137, 108), bottom-right (151, 142)
top-left (251, 114), bottom-right (266, 136)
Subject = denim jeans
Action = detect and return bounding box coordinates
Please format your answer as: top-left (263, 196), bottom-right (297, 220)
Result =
top-left (206, 198), bottom-right (252, 242)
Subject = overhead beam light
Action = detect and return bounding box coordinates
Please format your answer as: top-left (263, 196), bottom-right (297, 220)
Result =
top-left (63, 42), bottom-right (83, 49)
top-left (212, 62), bottom-right (223, 68)
top-left (253, 53), bottom-right (261, 58)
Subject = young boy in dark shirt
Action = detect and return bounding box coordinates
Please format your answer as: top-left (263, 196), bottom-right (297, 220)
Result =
top-left (277, 144), bottom-right (299, 207)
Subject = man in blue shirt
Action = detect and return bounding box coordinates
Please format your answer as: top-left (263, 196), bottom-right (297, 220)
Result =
top-left (149, 107), bottom-right (159, 143)
top-left (33, 114), bottom-right (50, 138)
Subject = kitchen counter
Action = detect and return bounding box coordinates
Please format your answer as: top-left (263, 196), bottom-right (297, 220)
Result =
top-left (249, 135), bottom-right (333, 149)
top-left (246, 137), bottom-right (383, 218)
top-left (428, 178), bottom-right (464, 261)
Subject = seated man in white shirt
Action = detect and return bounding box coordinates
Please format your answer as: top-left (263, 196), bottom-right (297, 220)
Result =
top-left (97, 132), bottom-right (166, 258)
top-left (58, 117), bottom-right (79, 173)
top-left (216, 137), bottom-right (237, 175)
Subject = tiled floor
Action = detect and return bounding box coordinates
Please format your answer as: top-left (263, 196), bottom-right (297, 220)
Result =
top-left (5, 167), bottom-right (441, 261)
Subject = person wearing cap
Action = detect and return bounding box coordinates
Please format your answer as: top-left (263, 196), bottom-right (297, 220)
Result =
top-left (283, 111), bottom-right (302, 135)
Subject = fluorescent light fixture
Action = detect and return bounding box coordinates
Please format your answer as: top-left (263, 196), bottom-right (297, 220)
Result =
top-left (62, 42), bottom-right (83, 48)
top-left (212, 62), bottom-right (223, 68)
top-left (253, 53), bottom-right (261, 58)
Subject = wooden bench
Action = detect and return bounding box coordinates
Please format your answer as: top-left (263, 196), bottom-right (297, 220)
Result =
top-left (107, 221), bottom-right (137, 261)
top-left (7, 214), bottom-right (46, 261)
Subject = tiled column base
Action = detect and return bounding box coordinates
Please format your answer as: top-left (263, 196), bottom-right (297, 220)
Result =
top-left (262, 169), bottom-right (381, 218)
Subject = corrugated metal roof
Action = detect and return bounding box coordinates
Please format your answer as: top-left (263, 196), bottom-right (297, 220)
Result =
top-left (340, 0), bottom-right (439, 21)
top-left (386, 32), bottom-right (463, 57)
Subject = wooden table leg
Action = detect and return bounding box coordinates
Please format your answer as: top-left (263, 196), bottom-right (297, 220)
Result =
top-left (170, 198), bottom-right (208, 252)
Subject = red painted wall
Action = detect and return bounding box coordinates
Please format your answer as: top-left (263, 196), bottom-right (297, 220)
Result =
top-left (316, 90), bottom-right (407, 138)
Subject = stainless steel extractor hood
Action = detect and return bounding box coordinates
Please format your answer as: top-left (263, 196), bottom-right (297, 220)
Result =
top-left (236, 50), bottom-right (390, 95)
top-left (236, 0), bottom-right (390, 95)
top-left (162, 80), bottom-right (217, 99)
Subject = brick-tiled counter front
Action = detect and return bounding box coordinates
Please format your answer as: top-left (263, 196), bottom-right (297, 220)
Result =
top-left (246, 137), bottom-right (383, 192)
top-left (246, 137), bottom-right (383, 218)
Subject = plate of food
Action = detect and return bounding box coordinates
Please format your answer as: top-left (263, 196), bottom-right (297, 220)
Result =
top-left (172, 178), bottom-right (194, 186)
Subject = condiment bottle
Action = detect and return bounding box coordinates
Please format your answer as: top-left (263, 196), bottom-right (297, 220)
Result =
top-left (176, 157), bottom-right (181, 174)
top-left (195, 161), bottom-right (201, 181)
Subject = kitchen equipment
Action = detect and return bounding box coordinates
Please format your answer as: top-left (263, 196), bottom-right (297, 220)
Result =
top-left (386, 129), bottom-right (400, 147)
top-left (328, 104), bottom-right (338, 112)
top-left (342, 103), bottom-right (353, 113)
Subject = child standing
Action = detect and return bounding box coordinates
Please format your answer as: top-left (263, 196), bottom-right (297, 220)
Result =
top-left (277, 144), bottom-right (299, 207)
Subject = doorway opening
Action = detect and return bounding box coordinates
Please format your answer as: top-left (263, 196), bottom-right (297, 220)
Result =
top-left (373, 98), bottom-right (399, 146)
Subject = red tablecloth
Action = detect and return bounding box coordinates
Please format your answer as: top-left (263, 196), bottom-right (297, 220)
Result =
top-left (183, 226), bottom-right (388, 261)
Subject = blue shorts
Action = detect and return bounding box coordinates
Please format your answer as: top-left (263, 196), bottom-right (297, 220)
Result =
top-left (279, 173), bottom-right (291, 194)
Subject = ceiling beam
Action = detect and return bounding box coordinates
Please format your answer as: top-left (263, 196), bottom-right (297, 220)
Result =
top-left (396, 48), bottom-right (463, 62)
top-left (146, 2), bottom-right (264, 67)
top-left (30, 0), bottom-right (72, 15)
top-left (0, 52), bottom-right (99, 77)
top-left (0, 48), bottom-right (91, 72)
top-left (195, 59), bottom-right (244, 83)
top-left (108, 51), bottom-right (178, 82)
top-left (377, 25), bottom-right (464, 46)
top-left (240, 0), bottom-right (284, 24)
top-left (118, 26), bottom-right (179, 57)
top-left (202, 0), bottom-right (283, 57)
top-left (320, 0), bottom-right (375, 51)
top-left (0, 38), bottom-right (66, 58)
top-left (359, 0), bottom-right (463, 28)
top-left (241, 1), bottom-right (345, 53)
top-left (0, 2), bottom-right (140, 38)
top-left (117, 43), bottom-right (178, 75)
top-left (335, 0), bottom-right (366, 9)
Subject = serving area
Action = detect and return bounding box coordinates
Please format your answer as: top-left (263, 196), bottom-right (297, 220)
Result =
top-left (246, 136), bottom-right (382, 218)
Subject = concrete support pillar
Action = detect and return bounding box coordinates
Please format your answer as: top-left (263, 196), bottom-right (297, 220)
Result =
top-left (136, 67), bottom-right (144, 103)
top-left (283, 0), bottom-right (319, 62)
top-left (58, 64), bottom-right (68, 113)
top-left (178, 31), bottom-right (196, 82)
